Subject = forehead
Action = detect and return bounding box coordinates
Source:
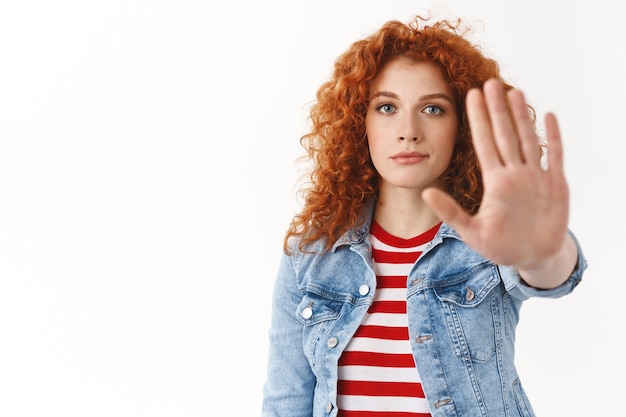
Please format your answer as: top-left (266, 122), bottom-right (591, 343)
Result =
top-left (370, 57), bottom-right (451, 94)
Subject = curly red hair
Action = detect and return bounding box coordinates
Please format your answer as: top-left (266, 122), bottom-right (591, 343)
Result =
top-left (285, 16), bottom-right (528, 253)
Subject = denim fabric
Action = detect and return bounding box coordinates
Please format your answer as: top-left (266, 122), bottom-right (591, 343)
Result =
top-left (262, 206), bottom-right (587, 417)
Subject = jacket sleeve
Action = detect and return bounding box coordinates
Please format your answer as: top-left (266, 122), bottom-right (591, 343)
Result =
top-left (500, 230), bottom-right (588, 300)
top-left (262, 250), bottom-right (315, 417)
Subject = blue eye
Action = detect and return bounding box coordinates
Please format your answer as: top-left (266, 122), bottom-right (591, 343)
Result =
top-left (377, 104), bottom-right (396, 114)
top-left (424, 105), bottom-right (444, 115)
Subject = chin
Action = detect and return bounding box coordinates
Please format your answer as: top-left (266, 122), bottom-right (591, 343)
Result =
top-left (387, 181), bottom-right (431, 191)
top-left (382, 176), bottom-right (444, 192)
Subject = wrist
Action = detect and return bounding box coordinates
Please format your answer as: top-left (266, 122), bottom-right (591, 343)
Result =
top-left (516, 233), bottom-right (578, 289)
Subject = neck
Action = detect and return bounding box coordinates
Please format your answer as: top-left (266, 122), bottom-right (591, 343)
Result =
top-left (374, 186), bottom-right (441, 239)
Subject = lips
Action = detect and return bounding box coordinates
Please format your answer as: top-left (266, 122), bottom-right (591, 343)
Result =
top-left (390, 151), bottom-right (427, 165)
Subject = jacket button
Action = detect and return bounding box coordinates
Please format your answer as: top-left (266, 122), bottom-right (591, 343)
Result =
top-left (466, 286), bottom-right (475, 301)
top-left (301, 307), bottom-right (313, 319)
top-left (327, 337), bottom-right (338, 348)
top-left (359, 284), bottom-right (370, 295)
top-left (326, 402), bottom-right (333, 412)
top-left (411, 277), bottom-right (425, 286)
top-left (434, 398), bottom-right (452, 408)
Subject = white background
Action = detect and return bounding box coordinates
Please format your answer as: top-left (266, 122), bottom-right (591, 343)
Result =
top-left (0, 0), bottom-right (623, 415)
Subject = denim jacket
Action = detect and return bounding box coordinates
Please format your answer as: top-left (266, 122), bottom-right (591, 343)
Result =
top-left (262, 206), bottom-right (587, 417)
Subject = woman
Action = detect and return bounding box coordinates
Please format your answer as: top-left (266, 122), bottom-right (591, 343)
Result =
top-left (262, 15), bottom-right (586, 417)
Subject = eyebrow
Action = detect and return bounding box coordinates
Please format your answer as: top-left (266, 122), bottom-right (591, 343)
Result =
top-left (370, 91), bottom-right (453, 103)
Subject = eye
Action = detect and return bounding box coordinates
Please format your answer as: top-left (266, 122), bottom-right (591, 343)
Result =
top-left (423, 105), bottom-right (444, 116)
top-left (376, 103), bottom-right (396, 114)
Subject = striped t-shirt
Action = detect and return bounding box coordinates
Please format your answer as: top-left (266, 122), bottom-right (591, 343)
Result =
top-left (336, 219), bottom-right (441, 417)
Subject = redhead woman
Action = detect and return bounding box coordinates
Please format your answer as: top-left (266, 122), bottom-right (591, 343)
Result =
top-left (261, 15), bottom-right (586, 417)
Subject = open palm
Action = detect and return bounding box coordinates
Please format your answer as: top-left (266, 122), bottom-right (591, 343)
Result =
top-left (424, 79), bottom-right (570, 270)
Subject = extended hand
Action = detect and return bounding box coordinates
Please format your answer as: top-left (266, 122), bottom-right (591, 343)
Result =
top-left (423, 79), bottom-right (570, 272)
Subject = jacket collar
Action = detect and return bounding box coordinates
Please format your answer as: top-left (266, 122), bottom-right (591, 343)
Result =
top-left (330, 198), bottom-right (462, 252)
top-left (331, 199), bottom-right (375, 252)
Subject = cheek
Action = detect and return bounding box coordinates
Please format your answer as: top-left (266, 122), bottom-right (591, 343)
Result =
top-left (366, 138), bottom-right (381, 165)
top-left (445, 124), bottom-right (460, 155)
top-left (435, 129), bottom-right (458, 168)
top-left (365, 122), bottom-right (380, 154)
top-left (365, 136), bottom-right (386, 173)
top-left (444, 141), bottom-right (456, 164)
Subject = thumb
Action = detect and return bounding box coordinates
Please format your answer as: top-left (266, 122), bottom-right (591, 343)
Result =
top-left (422, 188), bottom-right (471, 231)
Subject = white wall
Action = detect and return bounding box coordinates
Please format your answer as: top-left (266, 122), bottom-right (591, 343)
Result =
top-left (0, 0), bottom-right (622, 415)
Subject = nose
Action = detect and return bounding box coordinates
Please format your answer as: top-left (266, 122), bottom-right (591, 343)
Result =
top-left (398, 112), bottom-right (421, 142)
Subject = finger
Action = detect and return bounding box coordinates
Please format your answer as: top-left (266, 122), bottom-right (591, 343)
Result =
top-left (422, 188), bottom-right (472, 232)
top-left (466, 86), bottom-right (500, 171)
top-left (508, 88), bottom-right (542, 165)
top-left (545, 112), bottom-right (564, 175)
top-left (483, 79), bottom-right (522, 164)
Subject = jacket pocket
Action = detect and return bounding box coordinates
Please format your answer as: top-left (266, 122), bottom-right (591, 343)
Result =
top-left (296, 290), bottom-right (346, 368)
top-left (512, 378), bottom-right (534, 416)
top-left (296, 291), bottom-right (344, 325)
top-left (434, 263), bottom-right (501, 362)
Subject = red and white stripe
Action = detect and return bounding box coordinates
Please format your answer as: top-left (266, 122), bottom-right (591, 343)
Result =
top-left (336, 220), bottom-right (440, 417)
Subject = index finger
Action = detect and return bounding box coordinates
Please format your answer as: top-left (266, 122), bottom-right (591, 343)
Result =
top-left (482, 79), bottom-right (523, 165)
top-left (466, 84), bottom-right (500, 171)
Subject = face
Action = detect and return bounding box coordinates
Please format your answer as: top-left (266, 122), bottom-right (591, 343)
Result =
top-left (366, 57), bottom-right (459, 193)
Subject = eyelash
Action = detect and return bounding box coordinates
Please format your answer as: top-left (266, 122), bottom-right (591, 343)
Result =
top-left (375, 103), bottom-right (445, 115)
top-left (424, 105), bottom-right (445, 115)
top-left (377, 103), bottom-right (396, 114)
